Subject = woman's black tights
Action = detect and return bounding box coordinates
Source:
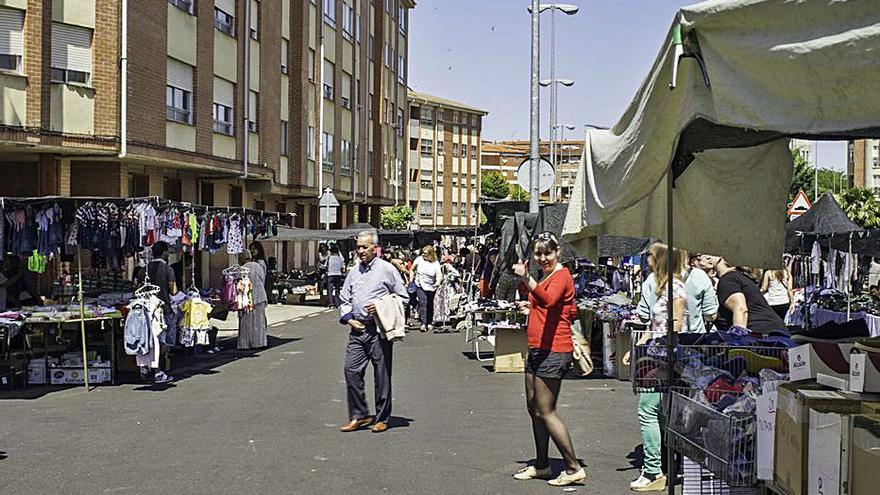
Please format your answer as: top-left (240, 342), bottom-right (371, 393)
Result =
top-left (525, 372), bottom-right (580, 473)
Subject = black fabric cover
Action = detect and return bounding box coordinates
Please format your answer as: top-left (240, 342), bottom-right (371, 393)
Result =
top-left (597, 235), bottom-right (654, 257)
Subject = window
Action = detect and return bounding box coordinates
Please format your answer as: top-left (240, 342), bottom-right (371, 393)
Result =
top-left (281, 39), bottom-right (289, 74)
top-left (420, 140), bottom-right (433, 157)
top-left (322, 132), bottom-right (334, 170)
top-left (397, 55), bottom-right (405, 82)
top-left (398, 6), bottom-right (406, 33)
top-left (471, 115), bottom-right (478, 127)
top-left (461, 144), bottom-right (468, 158)
top-left (355, 12), bottom-right (361, 41)
top-left (437, 141), bottom-right (445, 155)
top-left (249, 0), bottom-right (259, 40)
top-left (323, 60), bottom-right (334, 99)
top-left (166, 58), bottom-right (193, 124)
top-left (214, 7), bottom-right (235, 36)
top-left (212, 103), bottom-right (233, 134)
top-left (341, 139), bottom-right (351, 174)
top-left (452, 143), bottom-right (459, 157)
top-left (422, 107), bottom-right (432, 124)
top-left (453, 111), bottom-right (460, 124)
top-left (212, 77), bottom-right (234, 135)
top-left (280, 120), bottom-right (289, 156)
top-left (341, 73), bottom-right (351, 109)
top-left (323, 0), bottom-right (336, 27)
top-left (436, 109), bottom-right (444, 123)
top-left (307, 126), bottom-right (315, 159)
top-left (471, 145), bottom-right (478, 159)
top-left (51, 23), bottom-right (93, 86)
top-left (452, 202), bottom-right (459, 216)
top-left (0, 7), bottom-right (24, 73)
top-left (384, 43), bottom-right (389, 67)
top-left (420, 202), bottom-right (432, 217)
top-left (308, 49), bottom-right (315, 81)
top-left (342, 2), bottom-right (353, 39)
top-left (169, 0), bottom-right (193, 14)
top-left (436, 201), bottom-right (443, 215)
top-left (248, 90), bottom-right (258, 132)
top-left (396, 109), bottom-right (404, 137)
top-left (368, 35), bottom-right (374, 59)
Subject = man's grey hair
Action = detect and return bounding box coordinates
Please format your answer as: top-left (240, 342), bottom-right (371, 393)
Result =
top-left (356, 231), bottom-right (377, 245)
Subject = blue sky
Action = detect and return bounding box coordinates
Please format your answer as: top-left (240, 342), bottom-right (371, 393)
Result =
top-left (408, 0), bottom-right (848, 170)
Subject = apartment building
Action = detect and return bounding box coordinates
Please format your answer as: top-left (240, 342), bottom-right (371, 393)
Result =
top-left (848, 139), bottom-right (880, 195)
top-left (406, 90), bottom-right (486, 227)
top-left (481, 140), bottom-right (583, 202)
top-left (0, 0), bottom-right (413, 270)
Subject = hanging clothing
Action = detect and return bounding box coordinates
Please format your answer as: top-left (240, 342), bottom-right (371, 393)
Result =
top-left (227, 215), bottom-right (243, 254)
top-left (810, 241), bottom-right (822, 275)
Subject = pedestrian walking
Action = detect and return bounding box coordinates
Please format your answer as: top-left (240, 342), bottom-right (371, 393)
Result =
top-left (511, 232), bottom-right (586, 487)
top-left (761, 266), bottom-right (794, 319)
top-left (237, 250), bottom-right (268, 350)
top-left (326, 245), bottom-right (346, 308)
top-left (338, 231), bottom-right (409, 433)
top-left (410, 245), bottom-right (443, 332)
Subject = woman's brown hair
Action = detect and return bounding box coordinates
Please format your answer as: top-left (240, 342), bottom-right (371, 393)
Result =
top-left (422, 245), bottom-right (437, 263)
top-left (650, 242), bottom-right (684, 295)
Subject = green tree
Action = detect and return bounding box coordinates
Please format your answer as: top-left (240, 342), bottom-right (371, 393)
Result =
top-left (508, 184), bottom-right (530, 201)
top-left (380, 205), bottom-right (414, 230)
top-left (481, 171), bottom-right (510, 200)
top-left (836, 187), bottom-right (880, 229)
top-left (790, 148), bottom-right (813, 200)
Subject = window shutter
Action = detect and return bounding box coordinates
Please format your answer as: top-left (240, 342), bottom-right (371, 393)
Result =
top-left (341, 73), bottom-right (351, 98)
top-left (323, 60), bottom-right (334, 87)
top-left (51, 23), bottom-right (93, 72)
top-left (215, 0), bottom-right (235, 13)
top-left (213, 77), bottom-right (234, 107)
top-left (0, 7), bottom-right (24, 56)
top-left (248, 91), bottom-right (257, 122)
top-left (167, 58), bottom-right (193, 91)
top-left (249, 0), bottom-right (259, 31)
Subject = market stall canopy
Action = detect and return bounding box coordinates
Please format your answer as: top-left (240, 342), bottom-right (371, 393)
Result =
top-left (785, 193), bottom-right (863, 253)
top-left (563, 0), bottom-right (880, 269)
top-left (267, 226), bottom-right (376, 242)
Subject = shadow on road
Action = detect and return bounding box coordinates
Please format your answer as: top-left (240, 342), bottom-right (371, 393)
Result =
top-left (618, 445), bottom-right (644, 472)
top-left (0, 451), bottom-right (7, 460)
top-left (387, 416), bottom-right (414, 430)
top-left (516, 457), bottom-right (590, 474)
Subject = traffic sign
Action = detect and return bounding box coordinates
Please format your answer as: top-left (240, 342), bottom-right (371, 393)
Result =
top-left (788, 190), bottom-right (812, 220)
top-left (319, 206), bottom-right (337, 224)
top-left (319, 188), bottom-right (340, 207)
top-left (516, 157), bottom-right (556, 194)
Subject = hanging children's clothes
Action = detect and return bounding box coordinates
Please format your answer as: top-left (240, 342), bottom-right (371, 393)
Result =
top-left (124, 294), bottom-right (166, 369)
top-left (180, 297), bottom-right (213, 347)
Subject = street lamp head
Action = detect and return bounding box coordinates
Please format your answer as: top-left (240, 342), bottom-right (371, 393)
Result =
top-left (540, 78), bottom-right (575, 87)
top-left (557, 79), bottom-right (575, 86)
top-left (527, 3), bottom-right (580, 15)
top-left (584, 123), bottom-right (609, 130)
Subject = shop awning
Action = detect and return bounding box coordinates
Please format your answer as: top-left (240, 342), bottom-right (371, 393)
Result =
top-left (785, 193), bottom-right (863, 253)
top-left (563, 0), bottom-right (880, 268)
top-left (267, 226), bottom-right (376, 242)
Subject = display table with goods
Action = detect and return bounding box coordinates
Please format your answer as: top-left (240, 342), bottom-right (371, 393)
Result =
top-left (461, 299), bottom-right (526, 372)
top-left (576, 291), bottom-right (641, 380)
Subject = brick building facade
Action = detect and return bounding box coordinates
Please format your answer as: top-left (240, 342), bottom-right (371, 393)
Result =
top-left (0, 0), bottom-right (414, 272)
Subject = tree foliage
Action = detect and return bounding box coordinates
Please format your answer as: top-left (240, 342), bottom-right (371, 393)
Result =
top-left (380, 205), bottom-right (414, 230)
top-left (481, 171), bottom-right (510, 200)
top-left (508, 184), bottom-right (530, 201)
top-left (790, 148), bottom-right (846, 200)
top-left (836, 187), bottom-right (880, 229)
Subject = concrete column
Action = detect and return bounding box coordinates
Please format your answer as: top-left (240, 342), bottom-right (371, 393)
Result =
top-left (58, 158), bottom-right (71, 196)
top-left (147, 167), bottom-right (163, 197)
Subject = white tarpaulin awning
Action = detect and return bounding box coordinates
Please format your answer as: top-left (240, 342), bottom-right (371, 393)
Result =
top-left (563, 0), bottom-right (880, 268)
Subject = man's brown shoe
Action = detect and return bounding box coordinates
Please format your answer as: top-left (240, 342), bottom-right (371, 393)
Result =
top-left (371, 422), bottom-right (388, 433)
top-left (339, 417), bottom-right (372, 432)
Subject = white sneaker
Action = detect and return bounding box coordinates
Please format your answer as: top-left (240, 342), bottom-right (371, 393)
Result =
top-left (630, 472), bottom-right (666, 492)
top-left (513, 465), bottom-right (552, 480)
top-left (154, 372), bottom-right (175, 384)
top-left (548, 467), bottom-right (586, 486)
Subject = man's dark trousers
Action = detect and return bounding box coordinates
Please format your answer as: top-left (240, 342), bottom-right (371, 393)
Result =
top-left (344, 323), bottom-right (393, 423)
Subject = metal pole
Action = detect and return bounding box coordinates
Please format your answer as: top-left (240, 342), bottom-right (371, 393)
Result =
top-left (76, 245), bottom-right (89, 391)
top-left (529, 0), bottom-right (541, 213)
top-left (813, 140), bottom-right (818, 200)
top-left (549, 7), bottom-right (556, 204)
top-left (666, 165), bottom-right (677, 495)
top-left (242, 0), bottom-right (250, 179)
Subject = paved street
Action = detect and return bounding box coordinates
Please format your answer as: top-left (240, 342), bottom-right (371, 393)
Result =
top-left (1, 307), bottom-right (640, 495)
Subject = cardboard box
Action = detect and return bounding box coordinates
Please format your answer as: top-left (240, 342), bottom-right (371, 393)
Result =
top-left (774, 383), bottom-right (862, 495)
top-left (850, 415), bottom-right (880, 495)
top-left (850, 353), bottom-right (880, 394)
top-left (808, 410), bottom-right (852, 495)
top-left (493, 327), bottom-right (526, 373)
top-left (27, 360), bottom-right (47, 385)
top-left (789, 343), bottom-right (855, 389)
top-left (49, 368), bottom-right (111, 385)
top-left (757, 391), bottom-right (778, 481)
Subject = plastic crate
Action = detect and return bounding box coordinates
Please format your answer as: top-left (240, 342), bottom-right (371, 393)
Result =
top-left (667, 391), bottom-right (757, 487)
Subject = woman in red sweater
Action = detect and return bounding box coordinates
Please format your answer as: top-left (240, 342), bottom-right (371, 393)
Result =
top-left (511, 232), bottom-right (586, 487)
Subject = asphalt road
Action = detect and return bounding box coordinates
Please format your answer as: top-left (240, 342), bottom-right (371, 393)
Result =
top-left (1, 307), bottom-right (641, 495)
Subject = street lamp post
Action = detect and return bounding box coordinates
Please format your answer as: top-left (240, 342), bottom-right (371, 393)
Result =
top-left (541, 78), bottom-right (575, 202)
top-left (527, 3), bottom-right (578, 211)
top-left (554, 123), bottom-right (576, 200)
top-left (528, 0), bottom-right (541, 213)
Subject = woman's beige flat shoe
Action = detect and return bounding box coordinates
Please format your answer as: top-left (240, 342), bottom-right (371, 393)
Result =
top-left (513, 465), bottom-right (552, 480)
top-left (547, 467), bottom-right (587, 486)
